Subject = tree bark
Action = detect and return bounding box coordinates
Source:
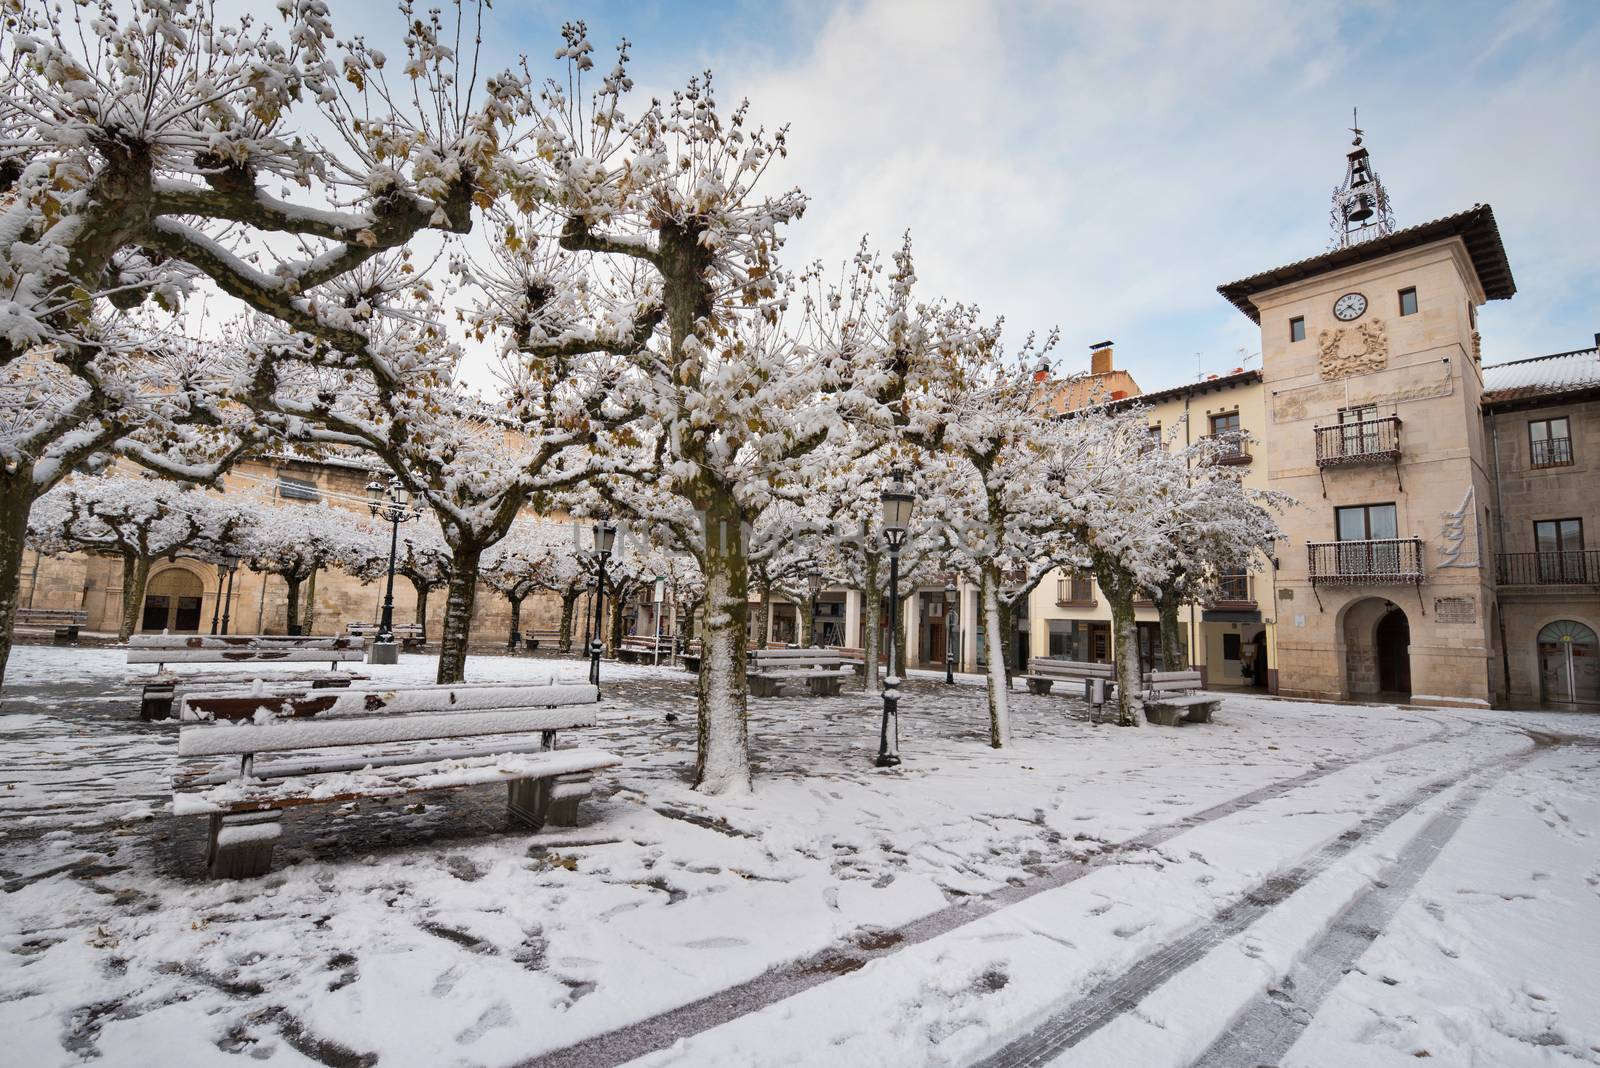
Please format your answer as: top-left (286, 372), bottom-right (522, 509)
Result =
top-left (895, 585), bottom-right (912, 677)
top-left (862, 551), bottom-right (882, 694)
top-left (301, 568), bottom-right (318, 634)
top-left (693, 485), bottom-right (751, 795)
top-left (559, 590), bottom-right (578, 653)
top-left (797, 594), bottom-right (813, 648)
top-left (437, 545), bottom-right (482, 684)
top-left (609, 585), bottom-right (627, 651)
top-left (981, 568), bottom-right (1012, 748)
top-left (754, 582), bottom-right (770, 651)
top-left (508, 594), bottom-right (523, 647)
top-left (119, 553), bottom-right (152, 640)
top-left (0, 491), bottom-right (34, 685)
top-left (283, 574), bottom-right (303, 636)
top-left (1098, 563), bottom-right (1145, 727)
top-left (410, 579), bottom-right (431, 634)
top-left (1157, 593), bottom-right (1185, 671)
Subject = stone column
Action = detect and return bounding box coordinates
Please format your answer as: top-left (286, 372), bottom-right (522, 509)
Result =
top-left (844, 588), bottom-right (861, 650)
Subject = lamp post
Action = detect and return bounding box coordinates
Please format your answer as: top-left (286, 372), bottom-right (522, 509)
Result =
top-left (210, 557), bottom-right (238, 635)
top-left (877, 470), bottom-right (914, 768)
top-left (366, 474), bottom-right (423, 664)
top-left (806, 567), bottom-right (823, 648)
top-left (944, 580), bottom-right (958, 684)
top-left (588, 516), bottom-right (617, 694)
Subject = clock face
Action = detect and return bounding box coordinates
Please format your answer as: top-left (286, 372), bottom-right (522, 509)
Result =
top-left (1333, 292), bottom-right (1368, 321)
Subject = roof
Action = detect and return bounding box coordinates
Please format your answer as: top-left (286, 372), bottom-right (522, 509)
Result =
top-left (1482, 345), bottom-right (1600, 409)
top-left (1217, 204), bottom-right (1516, 323)
top-left (1113, 368), bottom-right (1261, 410)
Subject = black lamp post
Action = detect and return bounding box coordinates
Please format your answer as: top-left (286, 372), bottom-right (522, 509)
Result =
top-left (219, 561), bottom-right (236, 635)
top-left (877, 470), bottom-right (914, 768)
top-left (367, 474), bottom-right (423, 660)
top-left (210, 557), bottom-right (238, 635)
top-left (806, 567), bottom-right (823, 648)
top-left (944, 580), bottom-right (958, 684)
top-left (588, 516), bottom-right (617, 694)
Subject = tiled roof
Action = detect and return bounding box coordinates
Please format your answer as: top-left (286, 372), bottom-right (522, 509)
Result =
top-left (1482, 346), bottom-right (1600, 407)
top-left (1218, 204), bottom-right (1516, 323)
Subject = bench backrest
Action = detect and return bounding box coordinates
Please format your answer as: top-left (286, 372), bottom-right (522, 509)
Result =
top-left (1028, 658), bottom-right (1114, 678)
top-left (177, 681), bottom-right (601, 757)
top-left (751, 648), bottom-right (845, 668)
top-left (128, 634), bottom-right (367, 665)
top-left (346, 622), bottom-right (423, 635)
top-left (1144, 669), bottom-right (1203, 692)
top-left (17, 608), bottom-right (88, 622)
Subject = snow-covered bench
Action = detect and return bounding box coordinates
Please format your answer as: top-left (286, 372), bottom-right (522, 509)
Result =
top-left (15, 607), bottom-right (88, 642)
top-left (681, 639), bottom-right (703, 672)
top-left (748, 648), bottom-right (854, 698)
top-left (127, 634), bottom-right (368, 721)
top-left (345, 622), bottom-right (427, 649)
top-left (1141, 669), bottom-right (1220, 726)
top-left (172, 681), bottom-right (620, 879)
top-left (1021, 657), bottom-right (1115, 696)
top-left (616, 634), bottom-right (672, 664)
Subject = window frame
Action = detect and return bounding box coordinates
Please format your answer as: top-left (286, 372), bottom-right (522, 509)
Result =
top-left (1335, 502), bottom-right (1399, 541)
top-left (276, 474), bottom-right (322, 502)
top-left (1398, 287), bottom-right (1418, 317)
top-left (1528, 416), bottom-right (1574, 468)
top-left (1289, 316), bottom-right (1306, 343)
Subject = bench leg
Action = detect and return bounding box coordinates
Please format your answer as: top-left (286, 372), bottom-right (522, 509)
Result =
top-left (206, 810), bottom-right (282, 879)
top-left (1182, 702), bottom-right (1219, 724)
top-left (507, 778), bottom-right (552, 830)
top-left (1144, 703), bottom-right (1182, 727)
top-left (141, 684), bottom-right (175, 721)
top-left (1026, 678), bottom-right (1053, 696)
top-left (749, 676), bottom-right (780, 698)
top-left (807, 677), bottom-right (842, 697)
top-left (547, 773), bottom-right (592, 828)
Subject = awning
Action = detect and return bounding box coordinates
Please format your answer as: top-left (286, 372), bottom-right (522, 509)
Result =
top-left (1202, 609), bottom-right (1262, 624)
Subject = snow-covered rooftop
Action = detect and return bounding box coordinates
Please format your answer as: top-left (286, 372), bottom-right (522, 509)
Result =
top-left (1482, 344), bottom-right (1600, 407)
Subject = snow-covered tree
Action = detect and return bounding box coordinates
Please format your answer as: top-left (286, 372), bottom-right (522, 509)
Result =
top-left (28, 474), bottom-right (248, 639)
top-left (0, 0), bottom-right (511, 683)
top-left (241, 502), bottom-right (364, 636)
top-left (480, 522), bottom-right (569, 648)
top-left (343, 518), bottom-right (454, 634)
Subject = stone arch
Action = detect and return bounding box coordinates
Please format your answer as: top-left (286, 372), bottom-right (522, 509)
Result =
top-left (1339, 597), bottom-right (1411, 698)
top-left (141, 563), bottom-right (208, 633)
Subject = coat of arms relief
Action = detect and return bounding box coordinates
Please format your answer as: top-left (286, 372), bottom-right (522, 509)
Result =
top-left (1317, 319), bottom-right (1388, 380)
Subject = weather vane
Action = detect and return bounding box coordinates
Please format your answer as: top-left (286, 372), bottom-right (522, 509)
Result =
top-left (1349, 106), bottom-right (1362, 146)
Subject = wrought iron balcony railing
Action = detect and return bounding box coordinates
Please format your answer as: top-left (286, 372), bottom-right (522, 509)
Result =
top-left (1530, 437), bottom-right (1574, 469)
top-left (1204, 432), bottom-right (1252, 465)
top-left (1055, 576), bottom-right (1096, 606)
top-left (1496, 550), bottom-right (1599, 586)
top-left (1308, 538), bottom-right (1424, 586)
top-left (1212, 573), bottom-right (1255, 606)
top-left (1314, 417), bottom-right (1402, 467)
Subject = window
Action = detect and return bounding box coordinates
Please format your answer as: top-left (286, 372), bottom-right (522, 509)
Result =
top-left (1338, 403), bottom-right (1380, 456)
top-left (1289, 316), bottom-right (1306, 342)
top-left (276, 475), bottom-right (321, 502)
top-left (1335, 503), bottom-right (1403, 577)
top-left (1337, 503), bottom-right (1399, 540)
top-left (1223, 633), bottom-right (1242, 661)
top-left (1209, 410), bottom-right (1246, 462)
top-left (1142, 423), bottom-right (1162, 454)
top-left (1398, 287), bottom-right (1418, 316)
top-left (1529, 417), bottom-right (1573, 468)
top-left (1535, 518), bottom-right (1585, 583)
top-left (1057, 570), bottom-right (1094, 605)
top-left (1216, 571), bottom-right (1252, 603)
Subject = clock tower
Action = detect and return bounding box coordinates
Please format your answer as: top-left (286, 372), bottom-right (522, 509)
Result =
top-left (1217, 128), bottom-right (1516, 707)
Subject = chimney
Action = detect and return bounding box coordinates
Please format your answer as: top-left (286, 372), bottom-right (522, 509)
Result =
top-left (1090, 340), bottom-right (1114, 376)
top-left (1032, 355), bottom-right (1051, 384)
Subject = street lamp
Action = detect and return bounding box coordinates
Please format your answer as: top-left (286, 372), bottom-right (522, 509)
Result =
top-left (367, 474), bottom-right (424, 664)
top-left (209, 557), bottom-right (238, 635)
top-left (588, 515), bottom-right (618, 694)
top-left (877, 469), bottom-right (914, 768)
top-left (806, 566), bottom-right (824, 648)
top-left (944, 579), bottom-right (958, 685)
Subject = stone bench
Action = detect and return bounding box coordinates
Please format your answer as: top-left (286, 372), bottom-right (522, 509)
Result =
top-left (16, 607), bottom-right (88, 642)
top-left (173, 680), bottom-right (620, 879)
top-left (749, 648), bottom-right (854, 697)
top-left (1021, 657), bottom-right (1115, 697)
top-left (616, 635), bottom-right (673, 664)
top-left (345, 622), bottom-right (427, 650)
top-left (1142, 669), bottom-right (1221, 726)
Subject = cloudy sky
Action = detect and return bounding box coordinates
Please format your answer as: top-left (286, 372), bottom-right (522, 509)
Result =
top-left (410, 1), bottom-right (1595, 389)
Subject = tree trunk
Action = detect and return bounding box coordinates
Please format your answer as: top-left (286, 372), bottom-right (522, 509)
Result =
top-left (797, 594), bottom-right (813, 647)
top-left (301, 568), bottom-right (318, 634)
top-left (981, 569), bottom-right (1011, 748)
top-left (694, 486), bottom-right (751, 795)
top-left (559, 590), bottom-right (578, 653)
top-left (754, 583), bottom-right (770, 651)
top-left (508, 594), bottom-right (523, 647)
top-left (437, 546), bottom-right (482, 684)
top-left (119, 553), bottom-right (152, 641)
top-left (1158, 593), bottom-right (1185, 671)
top-left (862, 552), bottom-right (882, 694)
top-left (283, 574), bottom-right (303, 636)
top-left (412, 581), bottom-right (431, 634)
top-left (1103, 575), bottom-right (1144, 727)
top-left (609, 585), bottom-right (626, 651)
top-left (0, 490), bottom-right (34, 687)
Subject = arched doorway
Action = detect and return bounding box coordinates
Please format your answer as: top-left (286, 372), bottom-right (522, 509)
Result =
top-left (1538, 620), bottom-right (1599, 706)
top-left (1375, 608), bottom-right (1411, 695)
top-left (141, 567), bottom-right (205, 633)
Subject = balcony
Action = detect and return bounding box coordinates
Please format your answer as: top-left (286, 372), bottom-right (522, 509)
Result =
top-left (1204, 432), bottom-right (1252, 466)
top-left (1210, 573), bottom-right (1256, 608)
top-left (1496, 550), bottom-right (1599, 586)
top-left (1055, 576), bottom-right (1096, 607)
top-left (1314, 417), bottom-right (1402, 467)
top-left (1530, 437), bottom-right (1574, 469)
top-left (1308, 538), bottom-right (1425, 586)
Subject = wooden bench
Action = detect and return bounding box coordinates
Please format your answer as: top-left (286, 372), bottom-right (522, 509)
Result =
top-left (16, 607), bottom-right (88, 642)
top-left (1142, 669), bottom-right (1221, 726)
top-left (128, 634), bottom-right (368, 720)
top-left (1021, 658), bottom-right (1115, 697)
top-left (748, 648), bottom-right (854, 697)
top-left (345, 622), bottom-right (427, 650)
top-left (172, 681), bottom-right (621, 879)
top-left (616, 634), bottom-right (673, 664)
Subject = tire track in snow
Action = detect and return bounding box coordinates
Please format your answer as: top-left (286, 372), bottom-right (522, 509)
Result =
top-left (521, 719), bottom-right (1462, 1068)
top-left (969, 743), bottom-right (1534, 1068)
top-left (1191, 736), bottom-right (1596, 1068)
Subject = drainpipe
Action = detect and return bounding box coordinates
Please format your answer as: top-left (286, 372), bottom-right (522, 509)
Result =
top-left (1184, 393), bottom-right (1199, 677)
top-left (1488, 410), bottom-right (1512, 705)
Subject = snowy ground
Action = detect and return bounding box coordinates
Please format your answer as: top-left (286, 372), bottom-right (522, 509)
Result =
top-left (1, 644), bottom-right (1597, 1067)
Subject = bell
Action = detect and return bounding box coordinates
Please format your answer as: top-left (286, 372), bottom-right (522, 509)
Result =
top-left (1346, 192), bottom-right (1375, 223)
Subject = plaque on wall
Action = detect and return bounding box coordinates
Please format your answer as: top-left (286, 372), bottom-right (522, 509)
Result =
top-left (1434, 596), bottom-right (1477, 624)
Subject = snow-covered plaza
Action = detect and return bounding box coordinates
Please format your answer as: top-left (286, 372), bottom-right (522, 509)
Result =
top-left (2, 645), bottom-right (1597, 1067)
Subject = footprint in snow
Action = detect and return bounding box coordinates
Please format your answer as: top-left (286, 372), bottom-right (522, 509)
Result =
top-left (682, 936), bottom-right (748, 949)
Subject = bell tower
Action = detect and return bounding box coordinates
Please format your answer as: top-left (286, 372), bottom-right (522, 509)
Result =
top-left (1330, 110), bottom-right (1395, 248)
